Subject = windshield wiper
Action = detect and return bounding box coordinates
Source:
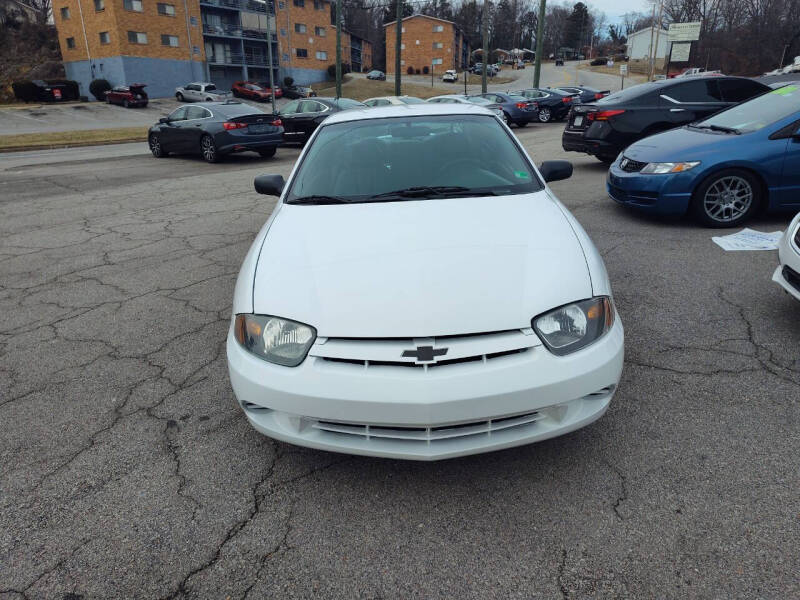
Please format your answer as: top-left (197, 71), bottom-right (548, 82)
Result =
top-left (286, 195), bottom-right (353, 205)
top-left (691, 123), bottom-right (741, 135)
top-left (367, 186), bottom-right (497, 200)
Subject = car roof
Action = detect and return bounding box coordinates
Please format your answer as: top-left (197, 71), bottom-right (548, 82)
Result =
top-left (322, 102), bottom-right (496, 125)
top-left (428, 94), bottom-right (467, 100)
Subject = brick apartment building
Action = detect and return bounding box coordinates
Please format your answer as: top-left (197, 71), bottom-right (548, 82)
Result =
top-left (51, 0), bottom-right (371, 98)
top-left (384, 14), bottom-right (469, 76)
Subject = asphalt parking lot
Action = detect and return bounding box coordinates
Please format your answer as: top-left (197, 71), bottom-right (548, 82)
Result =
top-left (1, 124), bottom-right (798, 599)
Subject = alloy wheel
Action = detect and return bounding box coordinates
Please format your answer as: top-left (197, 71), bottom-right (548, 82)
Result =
top-left (149, 135), bottom-right (162, 158)
top-left (703, 175), bottom-right (753, 223)
top-left (201, 136), bottom-right (216, 162)
top-left (538, 107), bottom-right (551, 123)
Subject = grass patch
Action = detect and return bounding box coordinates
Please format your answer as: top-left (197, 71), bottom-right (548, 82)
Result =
top-left (0, 126), bottom-right (148, 151)
top-left (313, 73), bottom-right (513, 101)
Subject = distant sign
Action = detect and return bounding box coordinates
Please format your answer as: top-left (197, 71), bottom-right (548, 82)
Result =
top-left (668, 22), bottom-right (702, 42)
top-left (620, 64), bottom-right (628, 76)
top-left (671, 42), bottom-right (691, 62)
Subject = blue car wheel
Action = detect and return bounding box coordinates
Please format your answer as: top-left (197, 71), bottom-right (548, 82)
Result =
top-left (690, 168), bottom-right (761, 228)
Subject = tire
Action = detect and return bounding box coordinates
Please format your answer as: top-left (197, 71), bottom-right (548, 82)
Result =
top-left (176, 92), bottom-right (184, 101)
top-left (200, 134), bottom-right (220, 163)
top-left (149, 134), bottom-right (166, 158)
top-left (515, 120), bottom-right (527, 128)
top-left (258, 147), bottom-right (277, 158)
top-left (538, 107), bottom-right (552, 123)
top-left (502, 112), bottom-right (510, 125)
top-left (690, 169), bottom-right (761, 228)
top-left (205, 97), bottom-right (212, 102)
top-left (123, 99), bottom-right (129, 108)
top-left (596, 155), bottom-right (615, 164)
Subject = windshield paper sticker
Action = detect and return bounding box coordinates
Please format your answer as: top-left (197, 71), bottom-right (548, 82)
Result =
top-left (514, 171), bottom-right (531, 179)
top-left (771, 85), bottom-right (797, 96)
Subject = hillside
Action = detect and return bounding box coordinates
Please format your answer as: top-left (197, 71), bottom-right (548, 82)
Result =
top-left (0, 18), bottom-right (63, 103)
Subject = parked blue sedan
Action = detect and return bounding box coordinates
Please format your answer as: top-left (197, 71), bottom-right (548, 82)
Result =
top-left (478, 92), bottom-right (539, 127)
top-left (607, 84), bottom-right (800, 227)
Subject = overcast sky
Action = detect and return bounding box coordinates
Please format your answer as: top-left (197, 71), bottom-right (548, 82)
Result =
top-left (587, 0), bottom-right (649, 26)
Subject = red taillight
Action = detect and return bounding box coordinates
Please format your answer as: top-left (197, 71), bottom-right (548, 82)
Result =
top-left (223, 121), bottom-right (248, 130)
top-left (270, 119), bottom-right (282, 127)
top-left (594, 93), bottom-right (604, 100)
top-left (515, 102), bottom-right (527, 109)
top-left (562, 96), bottom-right (572, 103)
top-left (587, 109), bottom-right (625, 121)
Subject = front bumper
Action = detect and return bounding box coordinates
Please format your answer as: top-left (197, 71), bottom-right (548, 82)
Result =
top-left (226, 320), bottom-right (624, 460)
top-left (606, 160), bottom-right (697, 216)
top-left (772, 215), bottom-right (800, 301)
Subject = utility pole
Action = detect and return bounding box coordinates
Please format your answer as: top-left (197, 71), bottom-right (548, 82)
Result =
top-left (481, 0), bottom-right (489, 93)
top-left (651, 0), bottom-right (663, 79)
top-left (266, 0), bottom-right (276, 113)
top-left (533, 0), bottom-right (546, 87)
top-left (395, 0), bottom-right (403, 96)
top-left (647, 1), bottom-right (656, 80)
top-left (335, 0), bottom-right (342, 98)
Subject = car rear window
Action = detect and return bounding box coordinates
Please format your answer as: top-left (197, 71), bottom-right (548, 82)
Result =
top-left (205, 84), bottom-right (217, 91)
top-left (287, 115), bottom-right (543, 202)
top-left (334, 98), bottom-right (364, 109)
top-left (399, 97), bottom-right (425, 104)
top-left (508, 95), bottom-right (529, 103)
top-left (216, 103), bottom-right (266, 118)
top-left (597, 82), bottom-right (663, 104)
top-left (465, 96), bottom-right (493, 105)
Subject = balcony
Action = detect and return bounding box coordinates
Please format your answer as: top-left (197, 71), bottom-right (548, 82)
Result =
top-left (203, 23), bottom-right (277, 41)
top-left (205, 50), bottom-right (278, 67)
top-left (199, 0), bottom-right (273, 14)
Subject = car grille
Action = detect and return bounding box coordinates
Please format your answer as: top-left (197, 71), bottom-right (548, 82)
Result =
top-left (310, 329), bottom-right (538, 371)
top-left (783, 265), bottom-right (800, 293)
top-left (620, 157), bottom-right (648, 173)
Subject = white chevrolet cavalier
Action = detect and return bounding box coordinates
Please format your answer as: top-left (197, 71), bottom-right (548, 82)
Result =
top-left (227, 103), bottom-right (624, 460)
top-left (773, 212), bottom-right (800, 301)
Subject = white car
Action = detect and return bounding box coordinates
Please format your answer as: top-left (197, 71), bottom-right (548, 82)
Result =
top-left (773, 212), bottom-right (800, 301)
top-left (227, 103), bottom-right (624, 460)
top-left (427, 94), bottom-right (506, 121)
top-left (363, 95), bottom-right (426, 107)
top-left (175, 82), bottom-right (231, 102)
top-left (442, 69), bottom-right (458, 82)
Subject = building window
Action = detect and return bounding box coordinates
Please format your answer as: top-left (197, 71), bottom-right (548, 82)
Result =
top-left (157, 3), bottom-right (176, 15)
top-left (401, 27), bottom-right (405, 33)
top-left (400, 43), bottom-right (405, 49)
top-left (94, 0), bottom-right (104, 10)
top-left (161, 34), bottom-right (179, 46)
top-left (400, 59), bottom-right (404, 65)
top-left (292, 0), bottom-right (303, 6)
top-left (128, 31), bottom-right (148, 44)
top-left (99, 31), bottom-right (110, 44)
top-left (314, 26), bottom-right (325, 36)
top-left (295, 48), bottom-right (308, 58)
top-left (193, 45), bottom-right (200, 54)
top-left (313, 0), bottom-right (323, 8)
top-left (433, 25), bottom-right (444, 32)
top-left (432, 58), bottom-right (443, 65)
top-left (433, 42), bottom-right (443, 49)
top-left (280, 28), bottom-right (286, 36)
top-left (123, 0), bottom-right (143, 12)
top-left (278, 1), bottom-right (284, 8)
top-left (60, 7), bottom-right (70, 19)
top-left (282, 53), bottom-right (289, 61)
top-left (190, 16), bottom-right (197, 25)
top-left (66, 36), bottom-right (76, 48)
top-left (294, 23), bottom-right (306, 33)
top-left (315, 50), bottom-right (327, 60)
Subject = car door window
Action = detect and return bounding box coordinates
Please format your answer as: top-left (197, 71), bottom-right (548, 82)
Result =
top-left (299, 100), bottom-right (322, 114)
top-left (279, 100), bottom-right (300, 115)
top-left (669, 80), bottom-right (723, 103)
top-left (168, 106), bottom-right (188, 121)
top-left (186, 106), bottom-right (209, 120)
top-left (718, 79), bottom-right (768, 103)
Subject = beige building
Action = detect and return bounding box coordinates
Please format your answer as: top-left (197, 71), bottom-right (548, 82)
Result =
top-left (384, 14), bottom-right (469, 75)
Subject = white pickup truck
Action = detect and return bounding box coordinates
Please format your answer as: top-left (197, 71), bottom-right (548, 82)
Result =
top-left (175, 82), bottom-right (231, 102)
top-left (442, 69), bottom-right (458, 82)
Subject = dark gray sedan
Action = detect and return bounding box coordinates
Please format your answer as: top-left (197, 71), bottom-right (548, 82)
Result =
top-left (147, 101), bottom-right (283, 163)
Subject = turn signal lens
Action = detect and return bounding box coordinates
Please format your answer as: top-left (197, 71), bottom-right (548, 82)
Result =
top-left (533, 297), bottom-right (615, 356)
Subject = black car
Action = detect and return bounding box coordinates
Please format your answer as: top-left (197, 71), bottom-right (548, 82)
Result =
top-left (282, 84), bottom-right (317, 99)
top-left (512, 87), bottom-right (576, 122)
top-left (554, 86), bottom-right (609, 103)
top-left (478, 92), bottom-right (539, 127)
top-left (562, 76), bottom-right (770, 163)
top-left (147, 101), bottom-right (283, 163)
top-left (277, 97), bottom-right (365, 144)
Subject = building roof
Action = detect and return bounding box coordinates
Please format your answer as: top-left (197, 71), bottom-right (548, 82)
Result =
top-left (383, 13), bottom-right (456, 28)
top-left (627, 26), bottom-right (668, 40)
top-left (321, 102), bottom-right (495, 126)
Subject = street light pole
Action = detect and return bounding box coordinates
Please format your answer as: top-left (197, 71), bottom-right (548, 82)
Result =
top-left (481, 0), bottom-right (489, 93)
top-left (265, 0), bottom-right (276, 114)
top-left (533, 0), bottom-right (546, 87)
top-left (395, 0), bottom-right (403, 96)
top-left (335, 0), bottom-right (342, 98)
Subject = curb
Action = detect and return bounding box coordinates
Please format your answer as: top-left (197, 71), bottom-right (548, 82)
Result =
top-left (0, 136), bottom-right (147, 153)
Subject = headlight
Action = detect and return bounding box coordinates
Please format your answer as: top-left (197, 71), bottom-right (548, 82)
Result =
top-left (640, 161), bottom-right (700, 174)
top-left (234, 314), bottom-right (316, 367)
top-left (533, 297), bottom-right (615, 356)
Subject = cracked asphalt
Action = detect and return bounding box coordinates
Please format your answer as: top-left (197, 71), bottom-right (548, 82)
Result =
top-left (1, 124), bottom-right (798, 599)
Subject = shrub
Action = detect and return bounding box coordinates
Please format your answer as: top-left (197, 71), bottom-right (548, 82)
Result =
top-left (89, 78), bottom-right (111, 101)
top-left (407, 66), bottom-right (414, 75)
top-left (283, 76), bottom-right (294, 87)
top-left (11, 80), bottom-right (40, 102)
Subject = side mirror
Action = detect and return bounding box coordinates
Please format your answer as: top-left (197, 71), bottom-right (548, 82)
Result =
top-left (792, 127), bottom-right (800, 141)
top-left (539, 160), bottom-right (573, 183)
top-left (254, 174), bottom-right (285, 196)
top-left (159, 117), bottom-right (169, 123)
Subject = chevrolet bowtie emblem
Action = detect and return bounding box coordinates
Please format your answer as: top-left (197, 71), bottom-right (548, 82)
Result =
top-left (402, 345), bottom-right (448, 363)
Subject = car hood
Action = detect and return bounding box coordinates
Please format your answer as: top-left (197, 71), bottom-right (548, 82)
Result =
top-left (252, 193), bottom-right (592, 338)
top-left (623, 126), bottom-right (746, 162)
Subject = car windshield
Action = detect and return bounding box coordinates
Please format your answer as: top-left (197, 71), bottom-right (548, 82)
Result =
top-left (695, 85), bottom-right (799, 134)
top-left (465, 96), bottom-right (493, 106)
top-left (399, 96), bottom-right (425, 104)
top-left (286, 115), bottom-right (542, 203)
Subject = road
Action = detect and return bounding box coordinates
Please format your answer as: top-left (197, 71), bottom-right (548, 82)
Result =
top-left (1, 126), bottom-right (798, 599)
